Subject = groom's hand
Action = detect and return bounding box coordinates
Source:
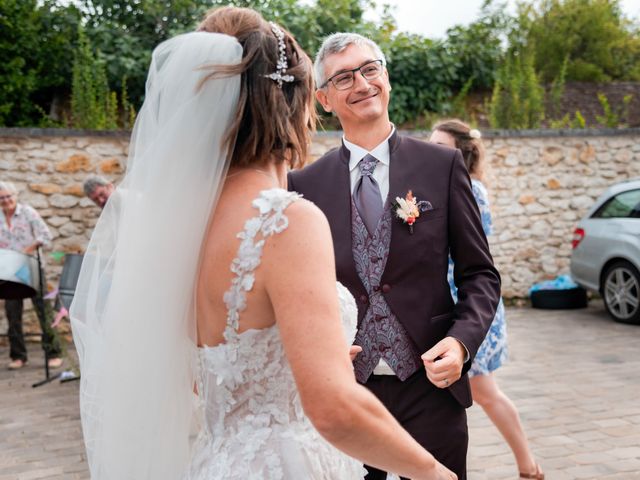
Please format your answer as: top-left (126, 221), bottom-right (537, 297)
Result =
top-left (421, 337), bottom-right (465, 388)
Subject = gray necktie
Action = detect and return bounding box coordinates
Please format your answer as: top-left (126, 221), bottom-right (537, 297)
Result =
top-left (353, 154), bottom-right (384, 235)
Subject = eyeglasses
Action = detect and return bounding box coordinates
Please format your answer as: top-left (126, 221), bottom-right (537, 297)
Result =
top-left (321, 60), bottom-right (385, 90)
top-left (0, 194), bottom-right (14, 201)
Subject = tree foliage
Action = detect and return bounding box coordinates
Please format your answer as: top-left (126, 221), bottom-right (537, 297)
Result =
top-left (3, 0), bottom-right (640, 129)
top-left (524, 0), bottom-right (640, 82)
top-left (443, 1), bottom-right (508, 91)
top-left (0, 0), bottom-right (80, 126)
top-left (78, 0), bottom-right (214, 110)
top-left (382, 34), bottom-right (458, 126)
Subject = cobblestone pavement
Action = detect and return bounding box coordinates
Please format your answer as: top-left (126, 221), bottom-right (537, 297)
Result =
top-left (1, 300), bottom-right (639, 479)
top-left (468, 301), bottom-right (640, 480)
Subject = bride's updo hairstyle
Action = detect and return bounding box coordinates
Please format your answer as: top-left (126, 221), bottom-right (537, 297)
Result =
top-left (198, 7), bottom-right (316, 170)
top-left (432, 118), bottom-right (486, 180)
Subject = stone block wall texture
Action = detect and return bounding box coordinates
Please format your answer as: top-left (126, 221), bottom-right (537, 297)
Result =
top-left (1, 128), bottom-right (639, 335)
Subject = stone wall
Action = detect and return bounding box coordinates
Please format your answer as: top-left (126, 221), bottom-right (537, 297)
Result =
top-left (0, 130), bottom-right (129, 337)
top-left (1, 128), bottom-right (639, 328)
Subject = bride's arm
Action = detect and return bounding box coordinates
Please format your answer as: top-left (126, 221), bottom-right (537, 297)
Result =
top-left (262, 199), bottom-right (455, 480)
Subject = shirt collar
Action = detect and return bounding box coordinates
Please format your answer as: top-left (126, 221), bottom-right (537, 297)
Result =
top-left (3, 203), bottom-right (22, 220)
top-left (344, 124), bottom-right (395, 173)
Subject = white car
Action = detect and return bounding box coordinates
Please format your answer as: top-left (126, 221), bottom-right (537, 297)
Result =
top-left (570, 178), bottom-right (640, 324)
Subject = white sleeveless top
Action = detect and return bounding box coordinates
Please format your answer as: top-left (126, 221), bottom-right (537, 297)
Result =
top-left (185, 188), bottom-right (365, 479)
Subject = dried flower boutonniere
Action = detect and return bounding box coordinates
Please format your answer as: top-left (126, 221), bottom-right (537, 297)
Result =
top-left (393, 190), bottom-right (433, 234)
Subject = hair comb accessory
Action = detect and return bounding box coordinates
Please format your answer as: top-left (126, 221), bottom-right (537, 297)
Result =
top-left (264, 22), bottom-right (295, 88)
top-left (469, 129), bottom-right (482, 139)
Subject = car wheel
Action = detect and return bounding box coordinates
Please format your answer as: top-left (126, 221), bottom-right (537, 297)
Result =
top-left (602, 260), bottom-right (640, 325)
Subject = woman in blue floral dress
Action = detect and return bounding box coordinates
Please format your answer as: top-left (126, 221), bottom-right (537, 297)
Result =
top-left (430, 120), bottom-right (544, 480)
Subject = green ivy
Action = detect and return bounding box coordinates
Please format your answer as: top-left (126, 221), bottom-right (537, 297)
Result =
top-left (70, 27), bottom-right (122, 130)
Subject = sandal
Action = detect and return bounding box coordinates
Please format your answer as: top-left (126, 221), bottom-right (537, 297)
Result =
top-left (8, 359), bottom-right (27, 370)
top-left (519, 464), bottom-right (544, 479)
top-left (48, 357), bottom-right (63, 369)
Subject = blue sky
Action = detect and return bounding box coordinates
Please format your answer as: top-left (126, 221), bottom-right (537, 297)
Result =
top-left (372, 0), bottom-right (640, 39)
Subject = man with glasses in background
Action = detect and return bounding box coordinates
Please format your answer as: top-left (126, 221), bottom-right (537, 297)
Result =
top-left (289, 33), bottom-right (501, 479)
top-left (83, 175), bottom-right (115, 209)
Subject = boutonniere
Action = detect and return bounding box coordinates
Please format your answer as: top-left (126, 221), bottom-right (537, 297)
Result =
top-left (393, 190), bottom-right (433, 234)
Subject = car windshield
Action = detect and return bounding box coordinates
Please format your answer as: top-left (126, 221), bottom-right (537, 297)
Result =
top-left (593, 188), bottom-right (640, 218)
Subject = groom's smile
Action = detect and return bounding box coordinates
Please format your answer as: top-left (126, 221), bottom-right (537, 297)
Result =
top-left (350, 90), bottom-right (379, 104)
top-left (316, 44), bottom-right (391, 129)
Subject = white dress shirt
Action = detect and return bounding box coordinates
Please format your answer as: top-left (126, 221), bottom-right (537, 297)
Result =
top-left (343, 126), bottom-right (397, 375)
top-left (343, 125), bottom-right (395, 203)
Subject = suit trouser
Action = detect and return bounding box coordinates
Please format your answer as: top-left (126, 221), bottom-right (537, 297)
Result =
top-left (363, 368), bottom-right (468, 480)
top-left (5, 297), bottom-right (62, 361)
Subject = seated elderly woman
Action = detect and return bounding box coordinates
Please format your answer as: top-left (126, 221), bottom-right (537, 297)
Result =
top-left (0, 181), bottom-right (62, 370)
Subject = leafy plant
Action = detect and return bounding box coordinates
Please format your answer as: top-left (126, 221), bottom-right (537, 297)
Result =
top-left (595, 92), bottom-right (633, 127)
top-left (441, 76), bottom-right (476, 121)
top-left (548, 55), bottom-right (569, 120)
top-left (548, 110), bottom-right (586, 128)
top-left (622, 94), bottom-right (633, 126)
top-left (489, 51), bottom-right (545, 129)
top-left (572, 110), bottom-right (587, 128)
top-left (34, 105), bottom-right (63, 128)
top-left (120, 76), bottom-right (137, 130)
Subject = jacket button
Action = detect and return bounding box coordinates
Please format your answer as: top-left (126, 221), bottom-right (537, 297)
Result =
top-left (359, 295), bottom-right (368, 304)
top-left (382, 284), bottom-right (391, 293)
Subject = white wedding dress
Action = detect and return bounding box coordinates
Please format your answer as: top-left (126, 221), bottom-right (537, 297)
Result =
top-left (184, 188), bottom-right (366, 479)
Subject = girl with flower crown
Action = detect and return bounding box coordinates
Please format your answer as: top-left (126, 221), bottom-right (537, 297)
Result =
top-left (430, 119), bottom-right (544, 480)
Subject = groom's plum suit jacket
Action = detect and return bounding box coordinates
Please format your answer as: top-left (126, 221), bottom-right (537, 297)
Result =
top-left (288, 132), bottom-right (501, 407)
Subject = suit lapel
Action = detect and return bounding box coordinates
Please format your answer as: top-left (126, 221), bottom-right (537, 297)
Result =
top-left (383, 132), bottom-right (409, 283)
top-left (326, 144), bottom-right (362, 292)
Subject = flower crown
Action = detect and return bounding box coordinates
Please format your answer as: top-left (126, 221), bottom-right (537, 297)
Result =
top-left (264, 22), bottom-right (295, 88)
top-left (469, 129), bottom-right (482, 139)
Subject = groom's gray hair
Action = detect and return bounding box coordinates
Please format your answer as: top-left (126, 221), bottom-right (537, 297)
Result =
top-left (314, 33), bottom-right (387, 88)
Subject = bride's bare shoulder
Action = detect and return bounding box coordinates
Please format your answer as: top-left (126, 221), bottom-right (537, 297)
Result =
top-left (284, 196), bottom-right (330, 232)
top-left (263, 196), bottom-right (334, 263)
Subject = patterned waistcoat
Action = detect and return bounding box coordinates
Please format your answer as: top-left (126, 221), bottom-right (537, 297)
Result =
top-left (351, 198), bottom-right (422, 383)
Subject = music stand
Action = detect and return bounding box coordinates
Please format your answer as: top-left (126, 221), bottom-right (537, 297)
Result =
top-left (53, 253), bottom-right (83, 384)
top-left (31, 248), bottom-right (61, 388)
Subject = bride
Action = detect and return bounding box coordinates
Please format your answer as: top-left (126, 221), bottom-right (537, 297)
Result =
top-left (70, 6), bottom-right (456, 480)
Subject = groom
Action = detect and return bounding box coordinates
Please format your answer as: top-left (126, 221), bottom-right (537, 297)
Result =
top-left (289, 33), bottom-right (501, 479)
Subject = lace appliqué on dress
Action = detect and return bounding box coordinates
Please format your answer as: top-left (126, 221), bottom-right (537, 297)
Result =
top-left (187, 189), bottom-right (365, 480)
top-left (223, 189), bottom-right (301, 338)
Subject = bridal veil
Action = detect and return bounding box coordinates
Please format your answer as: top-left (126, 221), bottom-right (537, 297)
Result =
top-left (70, 32), bottom-right (242, 479)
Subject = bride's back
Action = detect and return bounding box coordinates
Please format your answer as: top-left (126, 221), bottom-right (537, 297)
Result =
top-left (196, 176), bottom-right (280, 346)
top-left (194, 7), bottom-right (316, 347)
